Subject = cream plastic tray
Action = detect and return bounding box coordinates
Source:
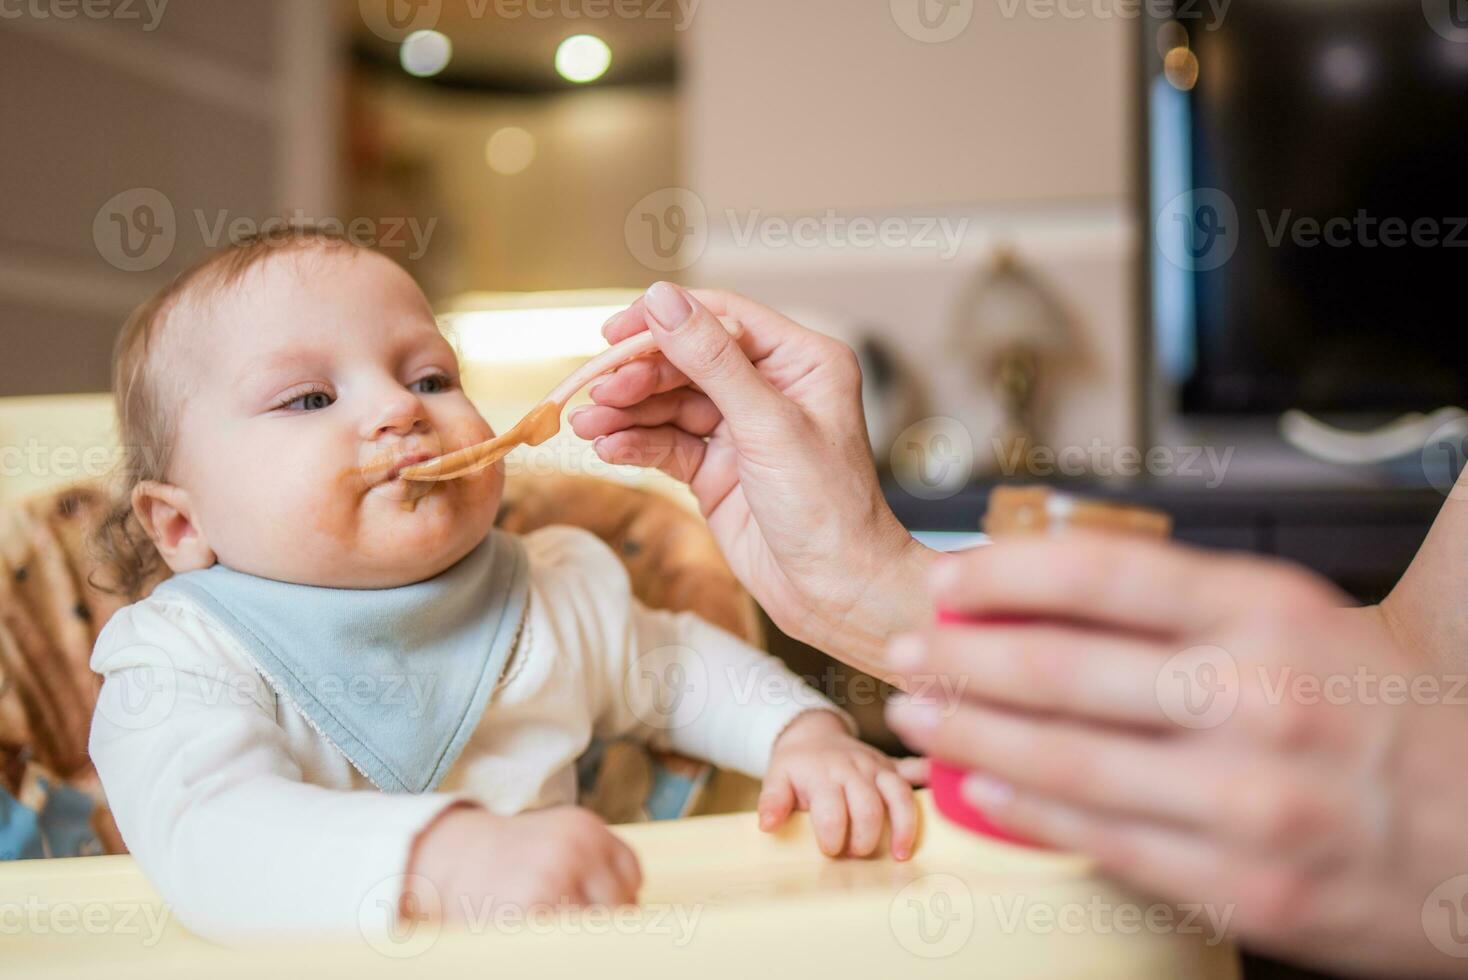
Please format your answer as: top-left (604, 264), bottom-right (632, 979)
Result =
top-left (0, 792), bottom-right (1238, 979)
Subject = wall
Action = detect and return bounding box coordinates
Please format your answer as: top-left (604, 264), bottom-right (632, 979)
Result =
top-left (0, 1), bottom-right (340, 396)
top-left (676, 0), bottom-right (1141, 468)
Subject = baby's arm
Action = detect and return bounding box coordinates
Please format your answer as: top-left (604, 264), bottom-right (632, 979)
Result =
top-left (548, 527), bottom-right (918, 858)
top-left (90, 599), bottom-right (637, 944)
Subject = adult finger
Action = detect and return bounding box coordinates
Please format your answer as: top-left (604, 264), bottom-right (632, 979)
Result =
top-left (594, 426), bottom-right (709, 483)
top-left (888, 624), bottom-right (1175, 728)
top-left (631, 282), bottom-right (799, 442)
top-left (886, 698), bottom-right (1218, 830)
top-left (570, 390), bottom-right (722, 441)
top-left (930, 533), bottom-right (1341, 638)
top-left (588, 354), bottom-right (691, 408)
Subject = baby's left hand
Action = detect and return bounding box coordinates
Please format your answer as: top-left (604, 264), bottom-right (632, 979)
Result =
top-left (761, 711), bottom-right (921, 860)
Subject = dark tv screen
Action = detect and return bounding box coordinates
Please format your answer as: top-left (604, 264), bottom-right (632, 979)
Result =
top-left (1147, 0), bottom-right (1468, 416)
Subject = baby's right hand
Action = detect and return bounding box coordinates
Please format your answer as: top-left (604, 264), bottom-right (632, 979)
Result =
top-left (405, 805), bottom-right (642, 922)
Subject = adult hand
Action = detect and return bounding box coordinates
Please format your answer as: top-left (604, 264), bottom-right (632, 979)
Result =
top-left (571, 283), bottom-right (932, 669)
top-left (884, 532), bottom-right (1468, 977)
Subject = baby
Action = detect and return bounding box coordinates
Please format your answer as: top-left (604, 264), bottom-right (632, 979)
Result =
top-left (87, 230), bottom-right (917, 944)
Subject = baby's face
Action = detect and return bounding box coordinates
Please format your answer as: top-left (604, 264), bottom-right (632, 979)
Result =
top-left (167, 248), bottom-right (501, 587)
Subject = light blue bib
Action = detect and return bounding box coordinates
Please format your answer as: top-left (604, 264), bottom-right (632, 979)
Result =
top-left (154, 531), bottom-right (530, 794)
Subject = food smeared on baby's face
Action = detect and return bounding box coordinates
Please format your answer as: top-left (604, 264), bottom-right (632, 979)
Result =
top-left (165, 246), bottom-right (502, 588)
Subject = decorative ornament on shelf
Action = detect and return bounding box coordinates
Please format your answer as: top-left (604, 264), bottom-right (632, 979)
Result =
top-left (955, 246), bottom-right (1077, 476)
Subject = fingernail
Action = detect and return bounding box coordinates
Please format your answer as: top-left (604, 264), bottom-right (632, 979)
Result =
top-left (886, 698), bottom-right (939, 733)
top-left (601, 310), bottom-right (624, 337)
top-left (961, 773), bottom-right (1013, 810)
top-left (588, 382), bottom-right (607, 402)
top-left (644, 281), bottom-right (692, 331)
top-left (888, 634), bottom-right (926, 672)
top-left (568, 407), bottom-right (589, 425)
top-left (930, 556), bottom-right (960, 595)
top-left (593, 436), bottom-right (607, 453)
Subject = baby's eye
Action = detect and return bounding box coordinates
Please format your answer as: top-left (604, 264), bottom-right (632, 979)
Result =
top-left (283, 390), bottom-right (334, 412)
top-left (411, 373), bottom-right (453, 395)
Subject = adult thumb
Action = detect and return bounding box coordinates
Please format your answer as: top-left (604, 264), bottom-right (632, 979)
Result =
top-left (641, 281), bottom-right (786, 434)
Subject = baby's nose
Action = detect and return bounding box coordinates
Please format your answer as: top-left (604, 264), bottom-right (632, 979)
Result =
top-left (365, 397), bottom-right (428, 439)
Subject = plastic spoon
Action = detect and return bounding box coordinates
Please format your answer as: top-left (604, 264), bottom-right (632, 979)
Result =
top-left (400, 315), bottom-right (743, 483)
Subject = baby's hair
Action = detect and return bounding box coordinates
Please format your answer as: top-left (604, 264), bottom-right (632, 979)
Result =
top-left (92, 225), bottom-right (359, 598)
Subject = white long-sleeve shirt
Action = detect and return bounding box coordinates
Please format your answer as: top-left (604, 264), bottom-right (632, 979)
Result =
top-left (89, 526), bottom-right (840, 943)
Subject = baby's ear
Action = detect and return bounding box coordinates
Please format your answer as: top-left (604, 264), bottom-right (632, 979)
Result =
top-left (131, 481), bottom-right (216, 575)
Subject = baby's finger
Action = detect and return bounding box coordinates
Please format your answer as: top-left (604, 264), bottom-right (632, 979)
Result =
top-left (877, 770), bottom-right (919, 861)
top-left (809, 785), bottom-right (849, 857)
top-left (896, 757), bottom-right (930, 786)
top-left (842, 777), bottom-right (886, 857)
top-left (571, 390), bottom-right (721, 441)
top-left (589, 355), bottom-right (691, 408)
top-left (581, 869), bottom-right (633, 907)
top-left (759, 773), bottom-right (797, 832)
top-left (594, 427), bottom-right (708, 483)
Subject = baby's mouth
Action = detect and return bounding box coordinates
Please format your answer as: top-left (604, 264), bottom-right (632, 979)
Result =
top-left (356, 442), bottom-right (442, 503)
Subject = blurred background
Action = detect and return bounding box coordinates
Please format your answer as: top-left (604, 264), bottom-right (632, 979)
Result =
top-left (4, 1), bottom-right (1468, 754)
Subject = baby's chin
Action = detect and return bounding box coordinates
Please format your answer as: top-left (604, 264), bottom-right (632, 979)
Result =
top-left (349, 475), bottom-right (502, 584)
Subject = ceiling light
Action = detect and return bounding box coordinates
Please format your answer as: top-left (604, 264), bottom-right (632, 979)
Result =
top-left (555, 34), bottom-right (612, 84)
top-left (486, 127), bottom-right (536, 176)
top-left (400, 30), bottom-right (452, 78)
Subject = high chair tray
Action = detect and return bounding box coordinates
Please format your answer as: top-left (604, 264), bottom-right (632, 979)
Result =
top-left (0, 791), bottom-right (1238, 979)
